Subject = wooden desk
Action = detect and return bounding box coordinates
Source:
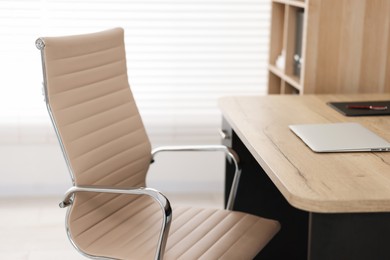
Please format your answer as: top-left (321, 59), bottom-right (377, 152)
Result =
top-left (219, 94), bottom-right (390, 259)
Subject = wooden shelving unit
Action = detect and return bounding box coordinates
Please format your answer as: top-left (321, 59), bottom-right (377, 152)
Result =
top-left (268, 0), bottom-right (390, 94)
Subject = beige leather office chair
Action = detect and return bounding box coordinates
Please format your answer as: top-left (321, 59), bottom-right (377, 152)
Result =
top-left (36, 28), bottom-right (280, 260)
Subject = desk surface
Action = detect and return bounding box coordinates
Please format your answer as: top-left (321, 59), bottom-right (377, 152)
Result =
top-left (219, 94), bottom-right (390, 213)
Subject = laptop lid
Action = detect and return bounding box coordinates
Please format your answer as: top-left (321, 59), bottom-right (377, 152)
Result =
top-left (289, 122), bottom-right (390, 152)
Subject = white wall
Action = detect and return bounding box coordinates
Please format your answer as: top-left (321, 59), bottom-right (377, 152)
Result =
top-left (0, 143), bottom-right (71, 196)
top-left (0, 124), bottom-right (224, 197)
top-left (0, 1), bottom-right (270, 197)
top-left (148, 151), bottom-right (225, 194)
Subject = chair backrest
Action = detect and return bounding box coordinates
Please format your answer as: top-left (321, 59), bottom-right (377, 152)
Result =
top-left (37, 28), bottom-right (152, 188)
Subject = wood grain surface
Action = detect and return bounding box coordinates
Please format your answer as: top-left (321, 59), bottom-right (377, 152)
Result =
top-left (219, 94), bottom-right (390, 212)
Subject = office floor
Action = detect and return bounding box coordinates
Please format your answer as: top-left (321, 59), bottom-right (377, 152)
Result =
top-left (0, 193), bottom-right (223, 260)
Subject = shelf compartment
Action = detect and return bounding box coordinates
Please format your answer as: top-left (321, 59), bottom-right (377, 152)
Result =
top-left (268, 71), bottom-right (283, 94)
top-left (269, 65), bottom-right (302, 93)
top-left (284, 6), bottom-right (304, 80)
top-left (268, 1), bottom-right (304, 94)
top-left (282, 81), bottom-right (300, 94)
top-left (269, 2), bottom-right (286, 70)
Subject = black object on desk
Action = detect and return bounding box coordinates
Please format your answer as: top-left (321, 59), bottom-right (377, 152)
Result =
top-left (328, 101), bottom-right (390, 116)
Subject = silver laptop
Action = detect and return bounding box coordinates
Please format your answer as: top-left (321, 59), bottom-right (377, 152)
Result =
top-left (289, 122), bottom-right (390, 152)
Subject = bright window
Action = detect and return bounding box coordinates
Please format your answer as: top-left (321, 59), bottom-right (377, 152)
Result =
top-left (0, 0), bottom-right (270, 145)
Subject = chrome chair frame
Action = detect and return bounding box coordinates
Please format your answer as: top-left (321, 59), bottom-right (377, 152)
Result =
top-left (151, 145), bottom-right (241, 211)
top-left (60, 186), bottom-right (171, 260)
top-left (36, 36), bottom-right (242, 260)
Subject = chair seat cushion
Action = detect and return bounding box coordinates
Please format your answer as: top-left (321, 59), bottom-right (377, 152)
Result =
top-left (164, 206), bottom-right (280, 260)
top-left (68, 194), bottom-right (280, 260)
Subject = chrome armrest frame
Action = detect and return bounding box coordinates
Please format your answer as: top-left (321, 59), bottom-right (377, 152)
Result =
top-left (60, 186), bottom-right (172, 260)
top-left (151, 145), bottom-right (241, 210)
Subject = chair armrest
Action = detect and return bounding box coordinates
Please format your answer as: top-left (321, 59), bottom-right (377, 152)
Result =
top-left (151, 145), bottom-right (241, 210)
top-left (60, 185), bottom-right (171, 260)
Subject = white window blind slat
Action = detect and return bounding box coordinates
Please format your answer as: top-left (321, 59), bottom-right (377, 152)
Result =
top-left (0, 0), bottom-right (270, 144)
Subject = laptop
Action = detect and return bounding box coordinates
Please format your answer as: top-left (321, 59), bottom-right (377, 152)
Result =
top-left (289, 122), bottom-right (390, 152)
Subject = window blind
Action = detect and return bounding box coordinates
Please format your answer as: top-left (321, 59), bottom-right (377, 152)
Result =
top-left (0, 0), bottom-right (270, 145)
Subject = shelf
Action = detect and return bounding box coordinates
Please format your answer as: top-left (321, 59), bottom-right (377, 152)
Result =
top-left (268, 65), bottom-right (302, 92)
top-left (269, 2), bottom-right (285, 71)
top-left (284, 5), bottom-right (304, 79)
top-left (268, 0), bottom-right (390, 95)
top-left (272, 0), bottom-right (306, 8)
top-left (282, 82), bottom-right (300, 94)
top-left (268, 1), bottom-right (304, 95)
top-left (268, 74), bottom-right (300, 95)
